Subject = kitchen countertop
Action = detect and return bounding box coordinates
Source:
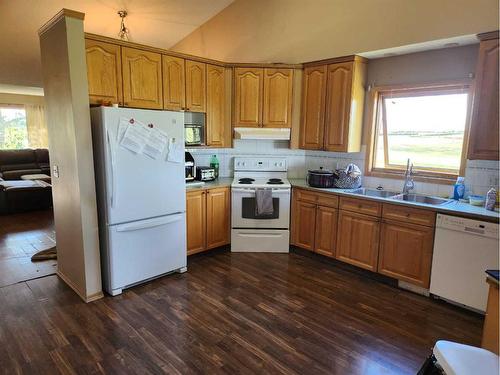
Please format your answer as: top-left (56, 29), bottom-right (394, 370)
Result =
top-left (290, 179), bottom-right (500, 222)
top-left (185, 178), bottom-right (233, 191)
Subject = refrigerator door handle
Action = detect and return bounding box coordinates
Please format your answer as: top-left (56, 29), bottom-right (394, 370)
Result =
top-left (115, 213), bottom-right (184, 232)
top-left (106, 129), bottom-right (116, 208)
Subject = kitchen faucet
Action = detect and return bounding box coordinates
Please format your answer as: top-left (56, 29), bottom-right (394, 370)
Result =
top-left (402, 158), bottom-right (415, 194)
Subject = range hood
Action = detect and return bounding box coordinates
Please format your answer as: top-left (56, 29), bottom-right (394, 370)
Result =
top-left (233, 127), bottom-right (291, 140)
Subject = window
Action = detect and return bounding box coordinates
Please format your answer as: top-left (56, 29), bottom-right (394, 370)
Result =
top-left (367, 82), bottom-right (471, 180)
top-left (0, 106), bottom-right (29, 149)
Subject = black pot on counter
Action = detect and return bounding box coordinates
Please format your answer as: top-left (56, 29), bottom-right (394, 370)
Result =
top-left (306, 167), bottom-right (337, 188)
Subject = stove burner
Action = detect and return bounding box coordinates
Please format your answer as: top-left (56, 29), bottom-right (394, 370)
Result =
top-left (238, 178), bottom-right (255, 184)
top-left (267, 178), bottom-right (284, 185)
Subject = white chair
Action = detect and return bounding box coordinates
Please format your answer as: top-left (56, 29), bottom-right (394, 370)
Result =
top-left (419, 340), bottom-right (499, 375)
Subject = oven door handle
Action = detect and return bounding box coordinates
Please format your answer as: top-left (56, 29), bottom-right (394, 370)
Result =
top-left (232, 188), bottom-right (290, 194)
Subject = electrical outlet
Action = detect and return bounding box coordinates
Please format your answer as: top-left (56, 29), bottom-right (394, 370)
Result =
top-left (52, 165), bottom-right (59, 178)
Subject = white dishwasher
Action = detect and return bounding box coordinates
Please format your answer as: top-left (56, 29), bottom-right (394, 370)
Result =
top-left (430, 214), bottom-right (499, 312)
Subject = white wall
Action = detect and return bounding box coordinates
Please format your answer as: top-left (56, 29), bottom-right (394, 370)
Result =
top-left (39, 11), bottom-right (102, 302)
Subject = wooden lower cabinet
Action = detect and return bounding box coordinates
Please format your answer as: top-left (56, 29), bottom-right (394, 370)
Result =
top-left (314, 205), bottom-right (337, 257)
top-left (292, 200), bottom-right (316, 251)
top-left (186, 190), bottom-right (206, 255)
top-left (378, 220), bottom-right (434, 288)
top-left (336, 210), bottom-right (380, 271)
top-left (206, 188), bottom-right (230, 249)
top-left (291, 188), bottom-right (437, 288)
top-left (186, 187), bottom-right (230, 255)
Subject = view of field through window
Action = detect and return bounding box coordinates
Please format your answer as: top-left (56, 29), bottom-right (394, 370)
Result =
top-left (374, 91), bottom-right (468, 172)
top-left (0, 107), bottom-right (28, 149)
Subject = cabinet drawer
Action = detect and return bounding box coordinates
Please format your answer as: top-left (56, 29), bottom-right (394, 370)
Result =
top-left (294, 188), bottom-right (318, 204)
top-left (339, 197), bottom-right (381, 217)
top-left (316, 192), bottom-right (338, 208)
top-left (382, 204), bottom-right (436, 227)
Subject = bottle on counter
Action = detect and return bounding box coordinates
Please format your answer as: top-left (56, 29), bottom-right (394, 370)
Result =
top-left (485, 188), bottom-right (496, 211)
top-left (210, 154), bottom-right (219, 179)
top-left (453, 176), bottom-right (465, 200)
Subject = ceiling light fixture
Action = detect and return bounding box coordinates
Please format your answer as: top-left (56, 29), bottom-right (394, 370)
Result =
top-left (117, 10), bottom-right (129, 41)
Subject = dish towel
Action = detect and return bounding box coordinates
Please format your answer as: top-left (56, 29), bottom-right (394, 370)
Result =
top-left (255, 188), bottom-right (274, 216)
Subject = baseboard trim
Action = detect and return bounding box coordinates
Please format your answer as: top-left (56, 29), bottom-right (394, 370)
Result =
top-left (57, 270), bottom-right (103, 303)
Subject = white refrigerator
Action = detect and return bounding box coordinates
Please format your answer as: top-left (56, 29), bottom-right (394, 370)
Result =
top-left (90, 107), bottom-right (186, 296)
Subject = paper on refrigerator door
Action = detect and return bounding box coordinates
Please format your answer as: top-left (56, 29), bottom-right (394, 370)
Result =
top-left (167, 138), bottom-right (184, 163)
top-left (119, 120), bottom-right (149, 154)
top-left (117, 118), bottom-right (130, 142)
top-left (143, 127), bottom-right (168, 160)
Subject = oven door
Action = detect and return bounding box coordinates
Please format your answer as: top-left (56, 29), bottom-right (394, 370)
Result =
top-left (232, 187), bottom-right (290, 229)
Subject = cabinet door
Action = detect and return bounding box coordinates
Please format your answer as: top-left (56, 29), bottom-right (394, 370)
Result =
top-left (85, 39), bottom-right (122, 105)
top-left (186, 190), bottom-right (206, 255)
top-left (292, 200), bottom-right (316, 251)
top-left (468, 38), bottom-right (499, 160)
top-left (206, 187), bottom-right (230, 249)
top-left (121, 47), bottom-right (163, 109)
top-left (324, 62), bottom-right (353, 152)
top-left (234, 68), bottom-right (263, 127)
top-left (299, 65), bottom-right (327, 150)
top-left (336, 210), bottom-right (379, 271)
top-left (162, 55), bottom-right (185, 111)
top-left (262, 68), bottom-right (293, 128)
top-left (378, 221), bottom-right (434, 288)
top-left (314, 205), bottom-right (337, 258)
top-left (206, 64), bottom-right (226, 147)
top-left (185, 60), bottom-right (206, 112)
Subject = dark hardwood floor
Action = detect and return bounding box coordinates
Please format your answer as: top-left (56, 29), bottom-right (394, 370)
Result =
top-left (0, 250), bottom-right (482, 374)
top-left (0, 209), bottom-right (56, 287)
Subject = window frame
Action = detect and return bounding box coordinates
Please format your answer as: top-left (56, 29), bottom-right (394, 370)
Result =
top-left (365, 80), bottom-right (473, 184)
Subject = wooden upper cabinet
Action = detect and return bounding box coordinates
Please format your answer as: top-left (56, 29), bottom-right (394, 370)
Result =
top-left (121, 47), bottom-right (163, 109)
top-left (85, 39), bottom-right (122, 105)
top-left (162, 55), bottom-right (185, 111)
top-left (206, 65), bottom-right (226, 147)
top-left (468, 36), bottom-right (499, 160)
top-left (336, 210), bottom-right (379, 271)
top-left (234, 67), bottom-right (264, 127)
top-left (206, 187), bottom-right (230, 249)
top-left (262, 68), bottom-right (293, 128)
top-left (186, 190), bottom-right (206, 255)
top-left (299, 57), bottom-right (366, 152)
top-left (378, 221), bottom-right (434, 288)
top-left (324, 62), bottom-right (353, 151)
top-left (300, 66), bottom-right (327, 149)
top-left (315, 205), bottom-right (337, 258)
top-left (185, 60), bottom-right (206, 112)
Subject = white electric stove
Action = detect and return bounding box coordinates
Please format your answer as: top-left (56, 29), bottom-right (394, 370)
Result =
top-left (231, 157), bottom-right (291, 253)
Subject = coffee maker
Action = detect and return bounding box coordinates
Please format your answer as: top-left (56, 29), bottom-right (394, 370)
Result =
top-left (185, 152), bottom-right (196, 182)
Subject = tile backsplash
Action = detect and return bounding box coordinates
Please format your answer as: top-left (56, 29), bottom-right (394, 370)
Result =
top-left (187, 141), bottom-right (499, 198)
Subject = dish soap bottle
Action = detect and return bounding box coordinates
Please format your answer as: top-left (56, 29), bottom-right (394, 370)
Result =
top-left (453, 176), bottom-right (465, 200)
top-left (485, 188), bottom-right (496, 211)
top-left (210, 155), bottom-right (219, 179)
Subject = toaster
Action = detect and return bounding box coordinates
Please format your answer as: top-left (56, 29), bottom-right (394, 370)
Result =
top-left (196, 166), bottom-right (216, 181)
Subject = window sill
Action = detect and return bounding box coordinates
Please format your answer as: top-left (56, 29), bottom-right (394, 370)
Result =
top-left (365, 170), bottom-right (456, 185)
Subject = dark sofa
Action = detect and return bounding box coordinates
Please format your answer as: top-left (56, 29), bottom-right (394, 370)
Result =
top-left (0, 148), bottom-right (50, 180)
top-left (0, 149), bottom-right (52, 214)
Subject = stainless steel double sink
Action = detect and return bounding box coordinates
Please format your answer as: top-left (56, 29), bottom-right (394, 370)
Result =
top-left (350, 188), bottom-right (451, 206)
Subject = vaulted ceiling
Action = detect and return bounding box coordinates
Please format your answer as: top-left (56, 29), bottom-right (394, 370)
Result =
top-left (0, 0), bottom-right (234, 88)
